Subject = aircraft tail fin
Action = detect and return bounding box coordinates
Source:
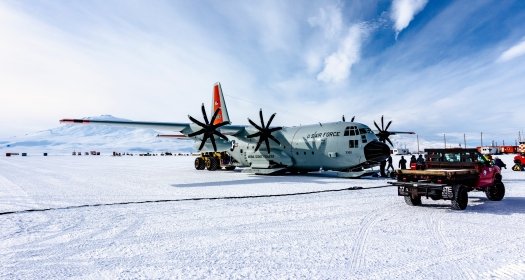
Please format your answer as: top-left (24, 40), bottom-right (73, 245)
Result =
top-left (211, 82), bottom-right (230, 124)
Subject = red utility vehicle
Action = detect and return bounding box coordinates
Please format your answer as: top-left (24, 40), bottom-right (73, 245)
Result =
top-left (390, 148), bottom-right (505, 210)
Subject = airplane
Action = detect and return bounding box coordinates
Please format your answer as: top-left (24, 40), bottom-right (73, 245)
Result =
top-left (60, 82), bottom-right (414, 177)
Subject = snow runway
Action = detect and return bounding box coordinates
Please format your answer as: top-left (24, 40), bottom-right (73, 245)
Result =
top-left (1, 155), bottom-right (525, 279)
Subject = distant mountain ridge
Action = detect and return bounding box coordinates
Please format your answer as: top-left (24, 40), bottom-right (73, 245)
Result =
top-left (0, 115), bottom-right (195, 155)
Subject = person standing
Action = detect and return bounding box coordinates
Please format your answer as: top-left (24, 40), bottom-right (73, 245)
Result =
top-left (416, 154), bottom-right (425, 170)
top-left (379, 160), bottom-right (387, 177)
top-left (410, 155), bottom-right (417, 169)
top-left (399, 156), bottom-right (407, 169)
top-left (387, 155), bottom-right (394, 172)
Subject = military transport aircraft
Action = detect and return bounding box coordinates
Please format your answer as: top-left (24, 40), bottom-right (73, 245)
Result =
top-left (60, 83), bottom-right (414, 177)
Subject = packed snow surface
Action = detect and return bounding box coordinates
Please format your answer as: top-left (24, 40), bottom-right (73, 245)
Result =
top-left (1, 155), bottom-right (525, 279)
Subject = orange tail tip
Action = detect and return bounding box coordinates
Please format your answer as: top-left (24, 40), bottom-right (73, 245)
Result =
top-left (211, 82), bottom-right (230, 125)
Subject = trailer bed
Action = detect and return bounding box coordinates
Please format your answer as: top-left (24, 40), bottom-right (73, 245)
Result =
top-left (396, 168), bottom-right (478, 177)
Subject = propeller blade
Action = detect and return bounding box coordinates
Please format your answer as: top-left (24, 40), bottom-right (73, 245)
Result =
top-left (254, 138), bottom-right (264, 152)
top-left (259, 109), bottom-right (264, 128)
top-left (201, 103), bottom-right (209, 125)
top-left (198, 135), bottom-right (208, 151)
top-left (342, 115), bottom-right (345, 122)
top-left (214, 121), bottom-right (230, 129)
top-left (269, 126), bottom-right (282, 133)
top-left (351, 116), bottom-right (355, 122)
top-left (248, 118), bottom-right (263, 131)
top-left (210, 135), bottom-right (218, 152)
top-left (264, 138), bottom-right (271, 154)
top-left (188, 115), bottom-right (206, 128)
top-left (386, 137), bottom-right (394, 147)
top-left (188, 128), bottom-right (205, 137)
top-left (374, 121), bottom-right (381, 132)
top-left (210, 108), bottom-right (221, 125)
top-left (246, 132), bottom-right (262, 139)
top-left (267, 113), bottom-right (276, 127)
top-left (268, 134), bottom-right (281, 145)
top-left (213, 130), bottom-right (229, 141)
top-left (381, 115), bottom-right (385, 130)
top-left (385, 120), bottom-right (392, 131)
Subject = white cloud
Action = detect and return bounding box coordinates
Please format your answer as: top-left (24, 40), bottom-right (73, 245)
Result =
top-left (0, 2), bottom-right (255, 137)
top-left (390, 0), bottom-right (428, 37)
top-left (317, 24), bottom-right (367, 83)
top-left (308, 5), bottom-right (343, 39)
top-left (497, 39), bottom-right (525, 62)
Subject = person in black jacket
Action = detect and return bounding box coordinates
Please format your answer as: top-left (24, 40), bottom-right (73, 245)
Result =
top-left (416, 154), bottom-right (425, 170)
top-left (398, 156), bottom-right (407, 169)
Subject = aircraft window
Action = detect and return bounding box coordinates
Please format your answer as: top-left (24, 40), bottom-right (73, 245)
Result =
top-left (240, 149), bottom-right (243, 154)
top-left (312, 151), bottom-right (314, 155)
top-left (304, 152), bottom-right (307, 155)
top-left (361, 134), bottom-right (367, 143)
top-left (344, 127), bottom-right (350, 136)
top-left (359, 128), bottom-right (372, 135)
top-left (349, 140), bottom-right (359, 148)
top-left (349, 126), bottom-right (359, 136)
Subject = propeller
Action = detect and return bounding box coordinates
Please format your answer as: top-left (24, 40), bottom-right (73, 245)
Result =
top-left (247, 109), bottom-right (283, 153)
top-left (188, 103), bottom-right (230, 151)
top-left (342, 115), bottom-right (355, 122)
top-left (374, 115), bottom-right (394, 146)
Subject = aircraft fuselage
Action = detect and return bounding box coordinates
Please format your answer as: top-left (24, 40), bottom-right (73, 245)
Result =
top-left (200, 121), bottom-right (391, 171)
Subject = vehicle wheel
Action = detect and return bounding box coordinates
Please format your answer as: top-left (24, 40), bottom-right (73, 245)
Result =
top-left (451, 185), bottom-right (468, 210)
top-left (486, 182), bottom-right (505, 201)
top-left (224, 166), bottom-right (236, 171)
top-left (206, 157), bottom-right (218, 171)
top-left (404, 194), bottom-right (422, 206)
top-left (194, 157), bottom-right (205, 170)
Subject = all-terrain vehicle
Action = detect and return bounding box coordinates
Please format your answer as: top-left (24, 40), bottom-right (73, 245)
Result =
top-left (389, 148), bottom-right (505, 210)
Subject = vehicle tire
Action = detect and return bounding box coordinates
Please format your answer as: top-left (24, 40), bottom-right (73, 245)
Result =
top-left (404, 194), bottom-right (422, 206)
top-left (225, 166), bottom-right (236, 171)
top-left (194, 157), bottom-right (205, 170)
top-left (486, 182), bottom-right (505, 201)
top-left (206, 157), bottom-right (218, 171)
top-left (512, 164), bottom-right (522, 171)
top-left (451, 185), bottom-right (468, 210)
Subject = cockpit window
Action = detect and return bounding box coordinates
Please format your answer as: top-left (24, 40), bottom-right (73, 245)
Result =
top-left (359, 127), bottom-right (372, 134)
top-left (348, 126), bottom-right (358, 136)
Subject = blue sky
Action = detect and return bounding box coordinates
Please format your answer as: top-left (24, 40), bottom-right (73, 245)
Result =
top-left (1, 0), bottom-right (525, 148)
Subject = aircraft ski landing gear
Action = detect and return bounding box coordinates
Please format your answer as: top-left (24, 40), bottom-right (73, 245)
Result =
top-left (194, 152), bottom-right (237, 171)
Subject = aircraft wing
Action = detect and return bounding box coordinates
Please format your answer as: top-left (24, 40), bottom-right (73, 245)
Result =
top-left (60, 119), bottom-right (190, 132)
top-left (383, 131), bottom-right (415, 135)
top-left (60, 118), bottom-right (249, 136)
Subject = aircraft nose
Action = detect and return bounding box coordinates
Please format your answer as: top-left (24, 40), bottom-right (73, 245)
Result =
top-left (364, 141), bottom-right (390, 162)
